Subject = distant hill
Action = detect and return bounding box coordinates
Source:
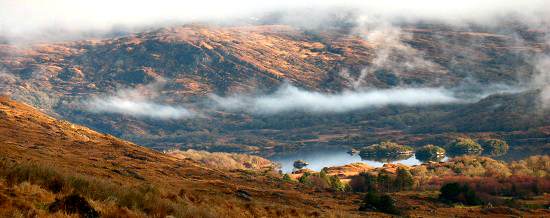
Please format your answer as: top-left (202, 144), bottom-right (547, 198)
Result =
top-left (415, 89), bottom-right (550, 133)
top-left (0, 24), bottom-right (548, 154)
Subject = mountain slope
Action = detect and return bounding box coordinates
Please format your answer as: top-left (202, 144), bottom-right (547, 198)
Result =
top-left (2, 96), bottom-right (547, 217)
top-left (1, 25), bottom-right (543, 108)
top-left (0, 96), bottom-right (362, 217)
top-left (0, 24), bottom-right (548, 154)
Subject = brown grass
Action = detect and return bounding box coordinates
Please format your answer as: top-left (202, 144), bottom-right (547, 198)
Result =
top-left (167, 149), bottom-right (279, 171)
top-left (0, 97), bottom-right (366, 217)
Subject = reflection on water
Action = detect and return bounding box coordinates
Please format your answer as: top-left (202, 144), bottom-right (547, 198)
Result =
top-left (270, 147), bottom-right (447, 173)
top-left (359, 153), bottom-right (414, 163)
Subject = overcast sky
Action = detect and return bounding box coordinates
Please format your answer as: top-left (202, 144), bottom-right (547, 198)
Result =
top-left (1, 0), bottom-right (549, 42)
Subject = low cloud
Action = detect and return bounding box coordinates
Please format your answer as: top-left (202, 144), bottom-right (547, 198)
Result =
top-left (0, 70), bottom-right (18, 96)
top-left (541, 86), bottom-right (550, 109)
top-left (83, 81), bottom-right (528, 118)
top-left (209, 84), bottom-right (462, 114)
top-left (534, 54), bottom-right (550, 109)
top-left (87, 96), bottom-right (194, 119)
top-left (1, 1), bottom-right (549, 43)
top-left (340, 23), bottom-right (445, 89)
top-left (84, 83), bottom-right (195, 119)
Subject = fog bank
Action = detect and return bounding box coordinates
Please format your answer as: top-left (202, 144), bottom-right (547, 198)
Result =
top-left (84, 82), bottom-right (195, 119)
top-left (210, 84), bottom-right (462, 114)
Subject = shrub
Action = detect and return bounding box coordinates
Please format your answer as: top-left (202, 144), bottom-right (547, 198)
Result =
top-left (329, 175), bottom-right (346, 192)
top-left (350, 170), bottom-right (415, 193)
top-left (298, 172), bottom-right (312, 185)
top-left (282, 174), bottom-right (292, 182)
top-left (394, 168), bottom-right (414, 191)
top-left (439, 182), bottom-right (462, 202)
top-left (349, 174), bottom-right (367, 192)
top-left (447, 137), bottom-right (482, 156)
top-left (296, 169), bottom-right (347, 192)
top-left (319, 168), bottom-right (330, 185)
top-left (448, 156), bottom-right (511, 178)
top-left (439, 182), bottom-right (482, 205)
top-left (3, 163), bottom-right (66, 193)
top-left (0, 161), bottom-right (188, 217)
top-left (48, 193), bottom-right (100, 218)
top-left (480, 139), bottom-right (509, 157)
top-left (509, 155), bottom-right (550, 177)
top-left (359, 192), bottom-right (400, 215)
top-left (377, 172), bottom-right (393, 192)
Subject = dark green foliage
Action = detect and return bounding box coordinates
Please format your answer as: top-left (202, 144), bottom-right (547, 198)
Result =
top-left (329, 175), bottom-right (346, 192)
top-left (394, 168), bottom-right (414, 191)
top-left (282, 173), bottom-right (292, 182)
top-left (362, 173), bottom-right (378, 192)
top-left (48, 194), bottom-right (100, 218)
top-left (319, 168), bottom-right (346, 192)
top-left (359, 192), bottom-right (400, 215)
top-left (480, 139), bottom-right (509, 156)
top-left (350, 170), bottom-right (413, 193)
top-left (0, 161), bottom-right (188, 217)
top-left (415, 144), bottom-right (446, 162)
top-left (359, 141), bottom-right (413, 157)
top-left (377, 172), bottom-right (392, 192)
top-left (298, 169), bottom-right (346, 192)
top-left (439, 182), bottom-right (482, 205)
top-left (3, 163), bottom-right (66, 193)
top-left (447, 137), bottom-right (483, 156)
top-left (298, 172), bottom-right (312, 185)
top-left (359, 142), bottom-right (414, 163)
top-left (319, 168), bottom-right (330, 183)
top-left (439, 183), bottom-right (462, 202)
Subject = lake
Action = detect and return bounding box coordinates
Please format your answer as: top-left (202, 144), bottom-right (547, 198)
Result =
top-left (269, 147), bottom-right (447, 173)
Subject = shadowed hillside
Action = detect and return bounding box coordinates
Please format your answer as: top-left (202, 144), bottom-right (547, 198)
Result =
top-left (0, 96), bottom-right (363, 217)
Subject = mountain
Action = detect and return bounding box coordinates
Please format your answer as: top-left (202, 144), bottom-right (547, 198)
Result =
top-left (0, 24), bottom-right (548, 155)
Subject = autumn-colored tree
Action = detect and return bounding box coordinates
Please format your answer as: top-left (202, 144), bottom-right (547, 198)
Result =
top-left (480, 139), bottom-right (509, 157)
top-left (394, 168), bottom-right (414, 191)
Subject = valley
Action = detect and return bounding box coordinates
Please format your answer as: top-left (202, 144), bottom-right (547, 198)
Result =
top-left (1, 2), bottom-right (550, 216)
top-left (1, 25), bottom-right (548, 159)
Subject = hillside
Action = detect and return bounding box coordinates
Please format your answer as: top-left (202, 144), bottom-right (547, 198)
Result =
top-left (0, 24), bottom-right (548, 155)
top-left (2, 96), bottom-right (548, 217)
top-left (0, 96), bottom-right (363, 217)
top-left (1, 25), bottom-right (544, 103)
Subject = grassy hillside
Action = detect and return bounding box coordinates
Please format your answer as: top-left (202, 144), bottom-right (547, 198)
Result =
top-left (0, 96), bottom-right (363, 217)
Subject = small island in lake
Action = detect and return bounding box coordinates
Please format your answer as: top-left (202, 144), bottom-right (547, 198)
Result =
top-left (293, 159), bottom-right (309, 169)
top-left (446, 137), bottom-right (483, 156)
top-left (359, 141), bottom-right (414, 162)
top-left (415, 144), bottom-right (446, 162)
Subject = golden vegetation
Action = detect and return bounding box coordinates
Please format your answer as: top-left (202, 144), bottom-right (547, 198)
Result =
top-left (0, 96), bottom-right (370, 217)
top-left (167, 149), bottom-right (279, 171)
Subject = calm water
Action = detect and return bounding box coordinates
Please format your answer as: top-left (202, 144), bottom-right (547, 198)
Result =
top-left (269, 147), bottom-right (447, 173)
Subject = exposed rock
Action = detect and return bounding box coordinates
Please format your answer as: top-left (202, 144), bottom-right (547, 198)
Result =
top-left (235, 189), bottom-right (252, 201)
top-left (347, 148), bottom-right (359, 155)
